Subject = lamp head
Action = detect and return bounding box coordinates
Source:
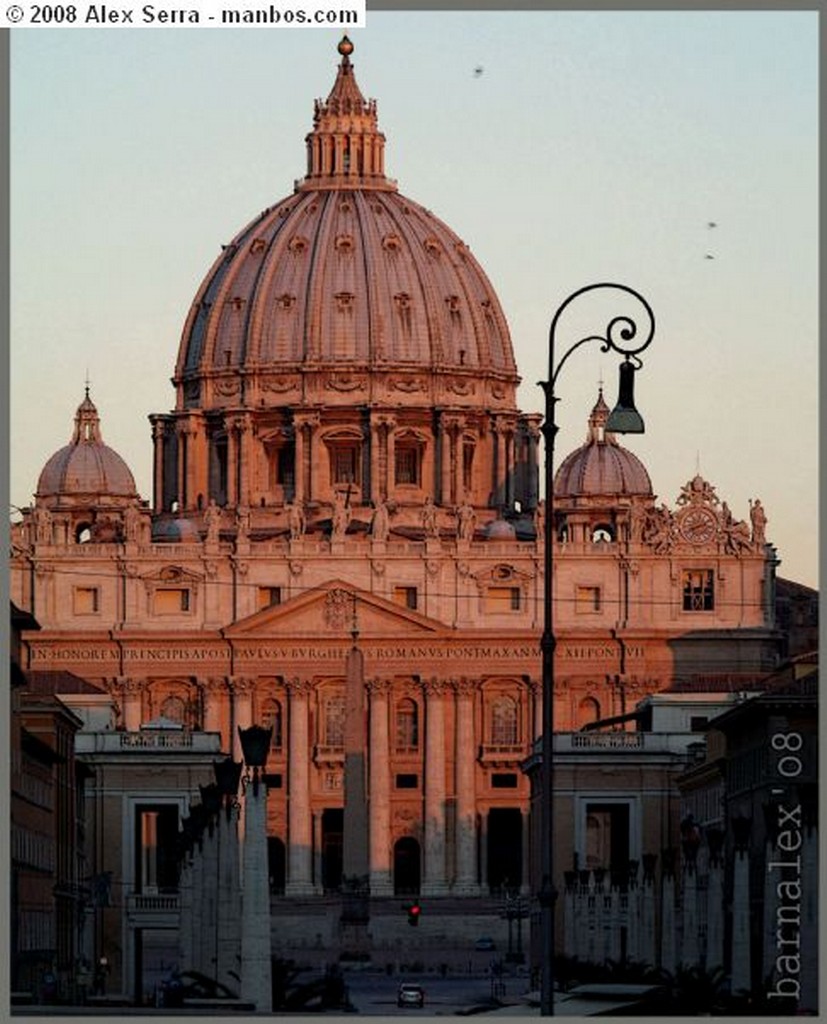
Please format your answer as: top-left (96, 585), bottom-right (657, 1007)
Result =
top-left (605, 358), bottom-right (645, 434)
top-left (238, 724), bottom-right (272, 768)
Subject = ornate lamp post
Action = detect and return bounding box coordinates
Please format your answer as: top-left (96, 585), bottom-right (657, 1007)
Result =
top-left (238, 724), bottom-right (273, 1012)
top-left (538, 283), bottom-right (655, 1015)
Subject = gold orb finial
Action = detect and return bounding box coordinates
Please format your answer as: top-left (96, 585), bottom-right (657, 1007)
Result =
top-left (338, 35), bottom-right (354, 57)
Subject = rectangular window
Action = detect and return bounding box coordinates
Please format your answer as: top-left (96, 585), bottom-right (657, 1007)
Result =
top-left (395, 773), bottom-right (419, 789)
top-left (74, 586), bottom-right (99, 614)
top-left (690, 716), bottom-right (709, 733)
top-left (393, 586), bottom-right (418, 611)
top-left (576, 586), bottom-right (601, 613)
top-left (394, 447), bottom-right (420, 486)
top-left (683, 570), bottom-right (715, 611)
top-left (585, 802), bottom-right (630, 871)
top-left (332, 446), bottom-right (358, 485)
top-left (486, 587), bottom-right (521, 613)
top-left (491, 773), bottom-right (518, 789)
top-left (135, 804), bottom-right (179, 893)
top-left (154, 588), bottom-right (191, 614)
top-left (258, 586), bottom-right (282, 610)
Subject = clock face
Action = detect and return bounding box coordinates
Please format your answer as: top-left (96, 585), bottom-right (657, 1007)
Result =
top-left (679, 507), bottom-right (718, 545)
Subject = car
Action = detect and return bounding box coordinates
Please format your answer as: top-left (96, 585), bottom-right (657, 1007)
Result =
top-left (474, 936), bottom-right (496, 951)
top-left (397, 983), bottom-right (425, 1008)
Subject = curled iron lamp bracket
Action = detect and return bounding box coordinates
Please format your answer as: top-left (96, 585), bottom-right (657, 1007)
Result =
top-left (543, 282), bottom-right (655, 391)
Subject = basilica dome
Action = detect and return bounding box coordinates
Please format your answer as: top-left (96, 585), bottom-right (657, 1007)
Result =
top-left (555, 390), bottom-right (652, 498)
top-left (173, 37), bottom-right (518, 414)
top-left (37, 390), bottom-right (138, 504)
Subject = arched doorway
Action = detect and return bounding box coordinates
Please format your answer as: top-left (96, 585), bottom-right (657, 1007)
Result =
top-left (487, 808), bottom-right (522, 892)
top-left (393, 837), bottom-right (421, 896)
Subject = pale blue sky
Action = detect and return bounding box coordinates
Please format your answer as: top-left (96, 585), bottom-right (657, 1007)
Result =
top-left (10, 12), bottom-right (819, 586)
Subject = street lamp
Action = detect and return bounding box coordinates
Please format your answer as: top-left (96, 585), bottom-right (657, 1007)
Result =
top-left (537, 283), bottom-right (655, 1015)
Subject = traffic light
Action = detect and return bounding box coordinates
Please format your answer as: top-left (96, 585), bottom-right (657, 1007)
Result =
top-left (405, 901), bottom-right (421, 927)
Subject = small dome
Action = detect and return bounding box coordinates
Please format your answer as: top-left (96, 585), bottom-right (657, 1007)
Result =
top-left (485, 518), bottom-right (517, 540)
top-left (37, 391), bottom-right (138, 501)
top-left (554, 391), bottom-right (652, 498)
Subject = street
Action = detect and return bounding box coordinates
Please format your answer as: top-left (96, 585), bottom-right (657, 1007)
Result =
top-left (343, 971), bottom-right (524, 1015)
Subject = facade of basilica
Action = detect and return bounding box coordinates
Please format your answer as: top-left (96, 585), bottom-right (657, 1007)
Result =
top-left (10, 36), bottom-right (784, 994)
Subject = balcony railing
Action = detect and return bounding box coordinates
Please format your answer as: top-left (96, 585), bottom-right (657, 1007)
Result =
top-left (479, 743), bottom-right (526, 764)
top-left (127, 892), bottom-right (180, 913)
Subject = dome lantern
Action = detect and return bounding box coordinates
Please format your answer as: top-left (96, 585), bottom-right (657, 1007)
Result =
top-left (299, 36), bottom-right (394, 192)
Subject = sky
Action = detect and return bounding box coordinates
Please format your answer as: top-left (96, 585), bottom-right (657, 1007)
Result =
top-left (9, 11), bottom-right (819, 587)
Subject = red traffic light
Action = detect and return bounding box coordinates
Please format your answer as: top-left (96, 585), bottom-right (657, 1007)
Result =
top-left (405, 902), bottom-right (421, 926)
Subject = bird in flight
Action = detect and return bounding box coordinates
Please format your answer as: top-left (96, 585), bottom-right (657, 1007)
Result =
top-left (704, 254), bottom-right (715, 260)
top-left (473, 66), bottom-right (484, 77)
top-left (707, 221), bottom-right (718, 228)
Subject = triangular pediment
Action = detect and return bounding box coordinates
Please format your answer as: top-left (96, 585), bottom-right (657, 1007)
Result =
top-left (224, 579), bottom-right (448, 639)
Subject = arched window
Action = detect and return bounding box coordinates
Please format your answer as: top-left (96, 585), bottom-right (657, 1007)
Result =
top-left (261, 700), bottom-right (283, 751)
top-left (578, 696), bottom-right (601, 727)
top-left (395, 698), bottom-right (419, 752)
top-left (490, 696), bottom-right (519, 746)
top-left (591, 523), bottom-right (614, 543)
top-left (160, 695), bottom-right (186, 724)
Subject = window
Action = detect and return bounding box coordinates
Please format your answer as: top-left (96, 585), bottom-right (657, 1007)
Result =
top-left (261, 700), bottom-right (284, 751)
top-left (486, 587), bottom-right (521, 613)
top-left (577, 696), bottom-right (601, 726)
top-left (331, 445), bottom-right (359, 485)
top-left (154, 588), bottom-right (191, 614)
top-left (591, 524), bottom-right (614, 543)
top-left (394, 444), bottom-right (421, 486)
top-left (135, 805), bottom-right (179, 893)
top-left (267, 445), bottom-right (295, 490)
top-left (395, 698), bottom-right (419, 751)
top-left (491, 773), bottom-right (518, 789)
top-left (258, 586), bottom-right (282, 610)
top-left (324, 695), bottom-right (346, 748)
top-left (490, 696), bottom-right (519, 745)
top-left (584, 803), bottom-right (630, 871)
top-left (576, 586), bottom-right (601, 613)
top-left (160, 695), bottom-right (186, 724)
top-left (690, 716), bottom-right (709, 733)
top-left (395, 773), bottom-right (419, 789)
top-left (462, 442), bottom-right (475, 493)
top-left (683, 570), bottom-right (715, 611)
top-left (393, 586), bottom-right (418, 611)
top-left (74, 586), bottom-right (99, 614)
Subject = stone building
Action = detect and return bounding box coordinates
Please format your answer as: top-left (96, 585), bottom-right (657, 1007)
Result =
top-left (9, 36), bottom-right (788, 992)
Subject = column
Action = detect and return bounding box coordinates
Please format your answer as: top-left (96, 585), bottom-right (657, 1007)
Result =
top-left (529, 680), bottom-right (543, 742)
top-left (640, 855), bottom-right (657, 968)
top-left (178, 852), bottom-right (194, 971)
top-left (681, 860), bottom-right (699, 967)
top-left (367, 679), bottom-right (393, 895)
top-left (286, 678), bottom-right (314, 895)
top-left (120, 677), bottom-right (143, 732)
top-left (216, 800), bottom-right (241, 992)
top-left (293, 412), bottom-right (319, 504)
top-left (202, 677), bottom-right (226, 740)
top-left (705, 832), bottom-right (725, 972)
top-left (422, 678), bottom-right (448, 895)
top-left (240, 770), bottom-right (272, 1011)
top-left (230, 677), bottom-right (254, 765)
top-left (453, 678), bottom-right (478, 894)
top-left (730, 820), bottom-right (752, 996)
top-left (236, 414), bottom-right (252, 507)
top-left (563, 872), bottom-right (577, 958)
top-left (660, 851), bottom-right (676, 974)
top-left (150, 417), bottom-right (166, 513)
top-left (440, 416), bottom-right (453, 506)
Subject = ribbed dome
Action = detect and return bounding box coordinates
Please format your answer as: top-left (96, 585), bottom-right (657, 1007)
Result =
top-left (37, 391), bottom-right (138, 501)
top-left (554, 391), bottom-right (652, 498)
top-left (173, 38), bottom-right (518, 412)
